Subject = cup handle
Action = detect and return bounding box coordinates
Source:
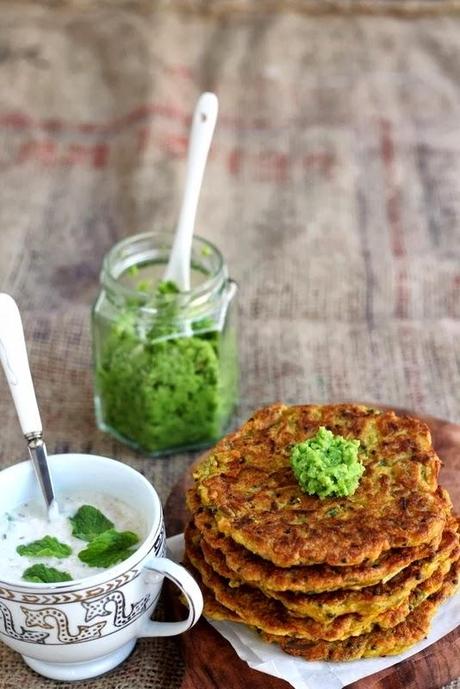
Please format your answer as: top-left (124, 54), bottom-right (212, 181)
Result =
top-left (140, 557), bottom-right (203, 637)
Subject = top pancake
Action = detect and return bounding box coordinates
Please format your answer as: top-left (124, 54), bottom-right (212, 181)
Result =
top-left (193, 404), bottom-right (451, 567)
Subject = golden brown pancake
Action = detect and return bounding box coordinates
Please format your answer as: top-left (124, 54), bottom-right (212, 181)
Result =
top-left (193, 404), bottom-right (450, 567)
top-left (262, 560), bottom-right (460, 660)
top-left (185, 404), bottom-right (459, 661)
top-left (185, 525), bottom-right (455, 641)
top-left (192, 497), bottom-right (446, 593)
top-left (185, 547), bottom-right (459, 654)
top-left (192, 520), bottom-right (459, 622)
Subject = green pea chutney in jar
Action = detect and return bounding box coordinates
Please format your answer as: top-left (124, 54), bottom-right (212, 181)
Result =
top-left (92, 232), bottom-right (239, 455)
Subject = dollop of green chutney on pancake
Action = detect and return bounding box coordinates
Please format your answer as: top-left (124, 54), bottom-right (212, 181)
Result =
top-left (290, 427), bottom-right (364, 498)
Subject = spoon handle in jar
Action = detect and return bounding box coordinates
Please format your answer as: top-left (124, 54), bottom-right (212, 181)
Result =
top-left (164, 92), bottom-right (219, 292)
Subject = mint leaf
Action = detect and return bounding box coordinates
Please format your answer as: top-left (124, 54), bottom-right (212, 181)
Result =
top-left (22, 564), bottom-right (73, 583)
top-left (69, 505), bottom-right (114, 542)
top-left (78, 529), bottom-right (139, 568)
top-left (17, 536), bottom-right (72, 559)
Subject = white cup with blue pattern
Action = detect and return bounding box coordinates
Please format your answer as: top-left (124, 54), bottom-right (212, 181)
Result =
top-left (0, 453), bottom-right (203, 681)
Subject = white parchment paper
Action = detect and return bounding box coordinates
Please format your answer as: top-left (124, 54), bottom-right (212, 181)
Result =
top-left (167, 533), bottom-right (460, 689)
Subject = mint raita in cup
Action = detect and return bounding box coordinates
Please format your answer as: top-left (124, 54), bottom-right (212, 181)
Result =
top-left (0, 492), bottom-right (145, 584)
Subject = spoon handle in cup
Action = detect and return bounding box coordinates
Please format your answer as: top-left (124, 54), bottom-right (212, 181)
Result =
top-left (0, 293), bottom-right (56, 511)
top-left (0, 293), bottom-right (42, 435)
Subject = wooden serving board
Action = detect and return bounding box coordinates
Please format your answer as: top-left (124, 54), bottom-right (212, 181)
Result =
top-left (164, 407), bottom-right (460, 689)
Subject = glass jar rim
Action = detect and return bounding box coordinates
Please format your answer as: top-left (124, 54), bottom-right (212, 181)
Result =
top-left (101, 231), bottom-right (226, 310)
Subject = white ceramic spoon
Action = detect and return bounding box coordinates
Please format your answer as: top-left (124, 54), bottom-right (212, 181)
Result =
top-left (0, 293), bottom-right (58, 517)
top-left (164, 92), bottom-right (219, 292)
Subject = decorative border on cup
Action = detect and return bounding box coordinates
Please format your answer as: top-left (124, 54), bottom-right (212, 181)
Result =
top-left (0, 568), bottom-right (142, 604)
top-left (0, 589), bottom-right (161, 645)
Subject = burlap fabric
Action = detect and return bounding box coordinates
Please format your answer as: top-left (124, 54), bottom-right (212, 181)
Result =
top-left (7, 0), bottom-right (460, 16)
top-left (0, 3), bottom-right (460, 687)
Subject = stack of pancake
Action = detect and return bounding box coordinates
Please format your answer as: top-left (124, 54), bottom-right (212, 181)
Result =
top-left (184, 404), bottom-right (460, 661)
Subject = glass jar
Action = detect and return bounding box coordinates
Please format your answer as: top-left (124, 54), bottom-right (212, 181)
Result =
top-left (92, 232), bottom-right (239, 456)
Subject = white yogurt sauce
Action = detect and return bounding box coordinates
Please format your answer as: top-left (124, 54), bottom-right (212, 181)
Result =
top-left (0, 492), bottom-right (147, 584)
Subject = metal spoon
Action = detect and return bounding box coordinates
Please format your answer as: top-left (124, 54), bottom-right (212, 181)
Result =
top-left (164, 92), bottom-right (219, 292)
top-left (0, 293), bottom-right (58, 517)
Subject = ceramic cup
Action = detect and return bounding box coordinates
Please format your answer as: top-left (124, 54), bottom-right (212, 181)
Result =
top-left (0, 453), bottom-right (203, 681)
